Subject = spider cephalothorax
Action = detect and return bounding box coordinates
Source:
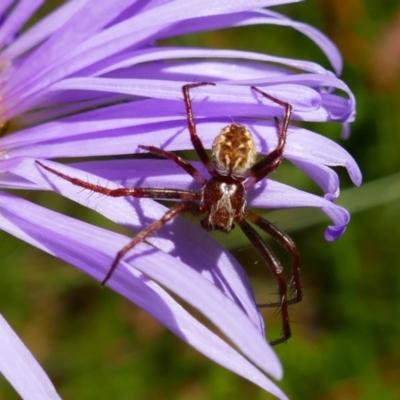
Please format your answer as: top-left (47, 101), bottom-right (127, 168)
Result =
top-left (36, 82), bottom-right (302, 345)
top-left (200, 174), bottom-right (246, 233)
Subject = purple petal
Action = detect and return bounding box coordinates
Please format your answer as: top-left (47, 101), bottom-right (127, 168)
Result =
top-left (49, 78), bottom-right (320, 111)
top-left (0, 0), bottom-right (14, 17)
top-left (89, 47), bottom-right (331, 77)
top-left (166, 8), bottom-right (342, 74)
top-left (78, 0), bottom-right (297, 61)
top-left (259, 9), bottom-right (343, 74)
top-left (284, 126), bottom-right (362, 187)
top-left (43, 78), bottom-right (348, 123)
top-left (248, 74), bottom-right (354, 120)
top-left (0, 0), bottom-right (44, 47)
top-left (321, 92), bottom-right (355, 122)
top-left (341, 123), bottom-right (351, 140)
top-left (248, 179), bottom-right (350, 241)
top-left (0, 171), bottom-right (37, 189)
top-left (289, 157), bottom-right (341, 200)
top-left (2, 108), bottom-right (350, 156)
top-left (3, 0), bottom-right (89, 60)
top-left (0, 313), bottom-right (61, 400)
top-left (4, 0), bottom-right (138, 96)
top-left (0, 191), bottom-right (287, 397)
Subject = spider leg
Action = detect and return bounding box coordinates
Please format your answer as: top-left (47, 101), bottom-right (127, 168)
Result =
top-left (244, 87), bottom-right (293, 189)
top-left (182, 82), bottom-right (217, 176)
top-left (102, 201), bottom-right (200, 286)
top-left (246, 210), bottom-right (302, 306)
top-left (36, 161), bottom-right (201, 201)
top-left (237, 218), bottom-right (291, 345)
top-left (139, 145), bottom-right (207, 184)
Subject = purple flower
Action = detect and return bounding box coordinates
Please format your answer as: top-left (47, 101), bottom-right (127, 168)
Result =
top-left (0, 1), bottom-right (361, 399)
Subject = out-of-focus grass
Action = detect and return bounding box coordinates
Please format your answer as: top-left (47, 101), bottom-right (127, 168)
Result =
top-left (1, 1), bottom-right (400, 399)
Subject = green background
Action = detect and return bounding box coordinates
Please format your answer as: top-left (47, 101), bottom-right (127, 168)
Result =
top-left (1, 0), bottom-right (400, 399)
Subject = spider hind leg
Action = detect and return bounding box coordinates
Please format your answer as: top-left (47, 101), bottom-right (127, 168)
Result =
top-left (237, 218), bottom-right (292, 345)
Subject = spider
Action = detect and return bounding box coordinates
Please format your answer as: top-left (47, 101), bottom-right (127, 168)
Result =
top-left (36, 82), bottom-right (303, 345)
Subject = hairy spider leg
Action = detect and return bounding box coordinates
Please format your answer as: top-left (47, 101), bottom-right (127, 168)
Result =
top-left (246, 210), bottom-right (302, 307)
top-left (182, 82), bottom-right (217, 176)
top-left (102, 201), bottom-right (200, 285)
top-left (35, 161), bottom-right (199, 201)
top-left (236, 219), bottom-right (291, 345)
top-left (244, 86), bottom-right (293, 188)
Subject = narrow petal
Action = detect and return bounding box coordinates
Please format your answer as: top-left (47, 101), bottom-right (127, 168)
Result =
top-left (0, 0), bottom-right (44, 47)
top-left (283, 126), bottom-right (362, 187)
top-left (289, 157), bottom-right (341, 199)
top-left (0, 1), bottom-right (14, 17)
top-left (4, 0), bottom-right (138, 96)
top-left (248, 179), bottom-right (350, 241)
top-left (49, 78), bottom-right (321, 111)
top-left (45, 71), bottom-right (355, 122)
top-left (3, 0), bottom-right (89, 60)
top-left (89, 47), bottom-right (331, 77)
top-left (259, 9), bottom-right (343, 74)
top-left (0, 313), bottom-right (61, 400)
top-left (166, 8), bottom-right (342, 73)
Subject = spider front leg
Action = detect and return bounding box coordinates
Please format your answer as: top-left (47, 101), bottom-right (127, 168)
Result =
top-left (244, 87), bottom-right (293, 188)
top-left (182, 82), bottom-right (216, 176)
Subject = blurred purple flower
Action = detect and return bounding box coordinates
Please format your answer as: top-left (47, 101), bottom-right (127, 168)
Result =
top-left (0, 0), bottom-right (361, 399)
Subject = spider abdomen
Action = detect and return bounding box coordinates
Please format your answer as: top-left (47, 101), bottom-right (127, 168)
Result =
top-left (211, 123), bottom-right (257, 178)
top-left (200, 176), bottom-right (246, 233)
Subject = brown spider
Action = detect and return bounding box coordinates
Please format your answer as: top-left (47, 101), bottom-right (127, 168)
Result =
top-left (36, 82), bottom-right (302, 345)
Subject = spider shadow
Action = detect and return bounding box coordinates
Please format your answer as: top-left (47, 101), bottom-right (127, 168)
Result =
top-left (119, 245), bottom-right (236, 348)
top-left (168, 216), bottom-right (256, 315)
top-left (249, 120), bottom-right (275, 155)
top-left (143, 119), bottom-right (187, 151)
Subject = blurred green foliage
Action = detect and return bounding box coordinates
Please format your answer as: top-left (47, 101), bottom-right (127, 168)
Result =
top-left (1, 1), bottom-right (400, 399)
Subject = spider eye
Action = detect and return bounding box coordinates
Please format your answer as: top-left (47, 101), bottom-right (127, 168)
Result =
top-left (211, 123), bottom-right (257, 177)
